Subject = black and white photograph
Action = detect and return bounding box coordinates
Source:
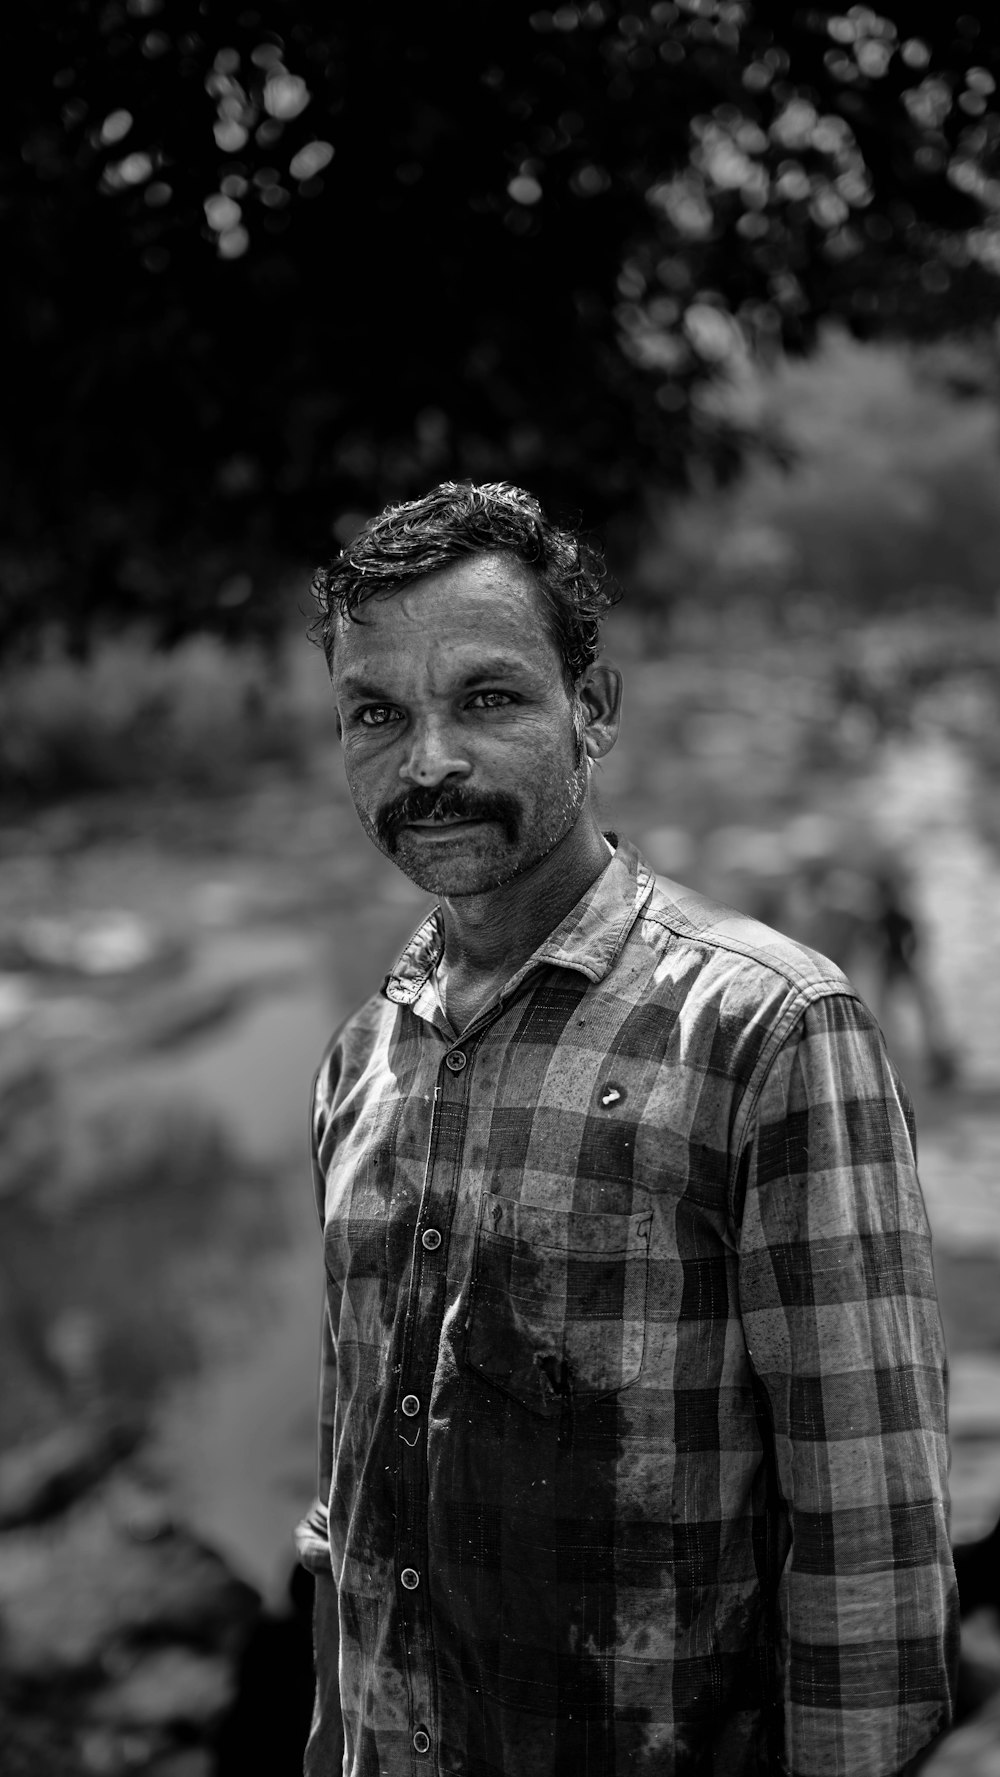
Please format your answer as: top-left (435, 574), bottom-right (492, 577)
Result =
top-left (3, 4), bottom-right (1000, 1772)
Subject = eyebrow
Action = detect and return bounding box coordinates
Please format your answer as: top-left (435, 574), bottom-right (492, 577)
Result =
top-left (458, 656), bottom-right (533, 685)
top-left (338, 675), bottom-right (393, 702)
top-left (338, 657), bottom-right (534, 701)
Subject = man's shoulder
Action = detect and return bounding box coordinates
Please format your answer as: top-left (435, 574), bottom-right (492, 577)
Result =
top-left (637, 869), bottom-right (851, 1004)
top-left (312, 989), bottom-right (399, 1111)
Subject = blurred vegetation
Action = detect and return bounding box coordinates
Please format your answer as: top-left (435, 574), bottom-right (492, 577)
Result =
top-left (3, 333), bottom-right (998, 807)
top-left (636, 329), bottom-right (1000, 608)
top-left (4, 2), bottom-right (1000, 650)
top-left (0, 634), bottom-right (332, 802)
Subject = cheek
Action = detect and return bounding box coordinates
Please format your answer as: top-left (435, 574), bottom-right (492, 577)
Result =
top-left (494, 709), bottom-right (580, 759)
top-left (499, 735), bottom-right (585, 811)
top-left (342, 729), bottom-right (393, 772)
top-left (341, 747), bottom-right (381, 809)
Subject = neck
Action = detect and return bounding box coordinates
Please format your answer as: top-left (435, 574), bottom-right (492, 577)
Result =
top-left (438, 808), bottom-right (613, 982)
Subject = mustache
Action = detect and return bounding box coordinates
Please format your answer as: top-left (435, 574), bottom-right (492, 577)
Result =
top-left (375, 785), bottom-right (521, 849)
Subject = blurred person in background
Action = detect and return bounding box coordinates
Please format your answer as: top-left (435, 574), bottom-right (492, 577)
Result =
top-left (778, 838), bottom-right (958, 1090)
top-left (295, 482), bottom-right (957, 1776)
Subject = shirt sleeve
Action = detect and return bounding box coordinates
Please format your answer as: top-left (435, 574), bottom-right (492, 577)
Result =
top-left (293, 1061), bottom-right (346, 1776)
top-left (295, 1061), bottom-right (338, 1578)
top-left (736, 991), bottom-right (959, 1777)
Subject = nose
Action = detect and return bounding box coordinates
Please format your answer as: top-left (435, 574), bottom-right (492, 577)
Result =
top-left (399, 715), bottom-right (472, 787)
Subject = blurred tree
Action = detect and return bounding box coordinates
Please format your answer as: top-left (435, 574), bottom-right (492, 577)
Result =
top-left (3, 0), bottom-right (1000, 648)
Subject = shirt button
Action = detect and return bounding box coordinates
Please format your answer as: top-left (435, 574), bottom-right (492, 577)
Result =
top-left (421, 1227), bottom-right (442, 1251)
top-left (445, 1049), bottom-right (467, 1072)
top-left (400, 1567), bottom-right (420, 1590)
top-left (412, 1729), bottom-right (431, 1755)
top-left (401, 1394), bottom-right (420, 1417)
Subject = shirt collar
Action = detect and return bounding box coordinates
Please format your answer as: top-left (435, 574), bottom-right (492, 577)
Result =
top-left (382, 834), bottom-right (655, 1010)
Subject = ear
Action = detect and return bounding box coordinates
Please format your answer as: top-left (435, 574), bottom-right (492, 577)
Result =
top-left (575, 662), bottom-right (622, 761)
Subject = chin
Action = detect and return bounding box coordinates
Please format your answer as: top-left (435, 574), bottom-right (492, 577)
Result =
top-left (395, 835), bottom-right (571, 899)
top-left (395, 859), bottom-right (521, 897)
top-left (387, 839), bottom-right (525, 897)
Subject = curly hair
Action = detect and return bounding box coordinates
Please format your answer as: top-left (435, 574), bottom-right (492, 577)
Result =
top-left (310, 481), bottom-right (620, 683)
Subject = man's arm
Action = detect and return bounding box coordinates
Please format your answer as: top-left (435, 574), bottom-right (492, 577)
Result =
top-left (736, 991), bottom-right (959, 1777)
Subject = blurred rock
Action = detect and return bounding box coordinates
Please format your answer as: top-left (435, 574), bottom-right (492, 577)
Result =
top-left (0, 1475), bottom-right (258, 1776)
top-left (0, 1050), bottom-right (61, 1201)
top-left (86, 1646), bottom-right (234, 1731)
top-left (0, 1699), bottom-right (79, 1775)
top-left (920, 1687), bottom-right (1000, 1774)
top-left (139, 1754), bottom-right (214, 1777)
top-left (0, 973), bottom-right (33, 1030)
top-left (2, 910), bottom-right (179, 980)
top-left (0, 1487), bottom-right (257, 1677)
top-left (120, 976), bottom-right (291, 1055)
top-left (955, 1609), bottom-right (1000, 1726)
top-left (0, 1415), bottom-right (140, 1530)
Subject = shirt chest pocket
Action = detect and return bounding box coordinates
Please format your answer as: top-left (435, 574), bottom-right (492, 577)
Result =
top-left (464, 1193), bottom-right (653, 1418)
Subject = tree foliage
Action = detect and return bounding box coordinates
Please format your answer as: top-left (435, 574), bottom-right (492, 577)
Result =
top-left (4, 0), bottom-right (1000, 646)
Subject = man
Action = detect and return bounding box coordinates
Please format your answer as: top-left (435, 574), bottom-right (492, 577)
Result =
top-left (296, 481), bottom-right (957, 1776)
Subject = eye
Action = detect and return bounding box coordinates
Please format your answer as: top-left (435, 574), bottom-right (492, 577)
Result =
top-left (467, 690), bottom-right (514, 710)
top-left (356, 704), bottom-right (401, 728)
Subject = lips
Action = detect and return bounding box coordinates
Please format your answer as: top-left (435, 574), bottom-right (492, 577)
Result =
top-left (405, 817), bottom-right (486, 833)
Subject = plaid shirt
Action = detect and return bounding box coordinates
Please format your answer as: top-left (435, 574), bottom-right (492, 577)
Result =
top-left (297, 836), bottom-right (957, 1777)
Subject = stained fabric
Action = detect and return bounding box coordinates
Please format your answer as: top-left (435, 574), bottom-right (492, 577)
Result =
top-left (296, 837), bottom-right (957, 1777)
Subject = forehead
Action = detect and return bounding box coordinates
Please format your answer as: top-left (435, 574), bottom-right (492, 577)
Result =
top-left (331, 552), bottom-right (563, 686)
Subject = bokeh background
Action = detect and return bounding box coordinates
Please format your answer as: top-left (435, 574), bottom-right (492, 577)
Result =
top-left (3, 3), bottom-right (1000, 1771)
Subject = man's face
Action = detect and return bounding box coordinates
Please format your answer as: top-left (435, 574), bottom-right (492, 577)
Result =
top-left (331, 553), bottom-right (591, 896)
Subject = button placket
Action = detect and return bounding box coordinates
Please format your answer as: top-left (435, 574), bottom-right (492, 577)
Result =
top-left (394, 1039), bottom-right (476, 1768)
